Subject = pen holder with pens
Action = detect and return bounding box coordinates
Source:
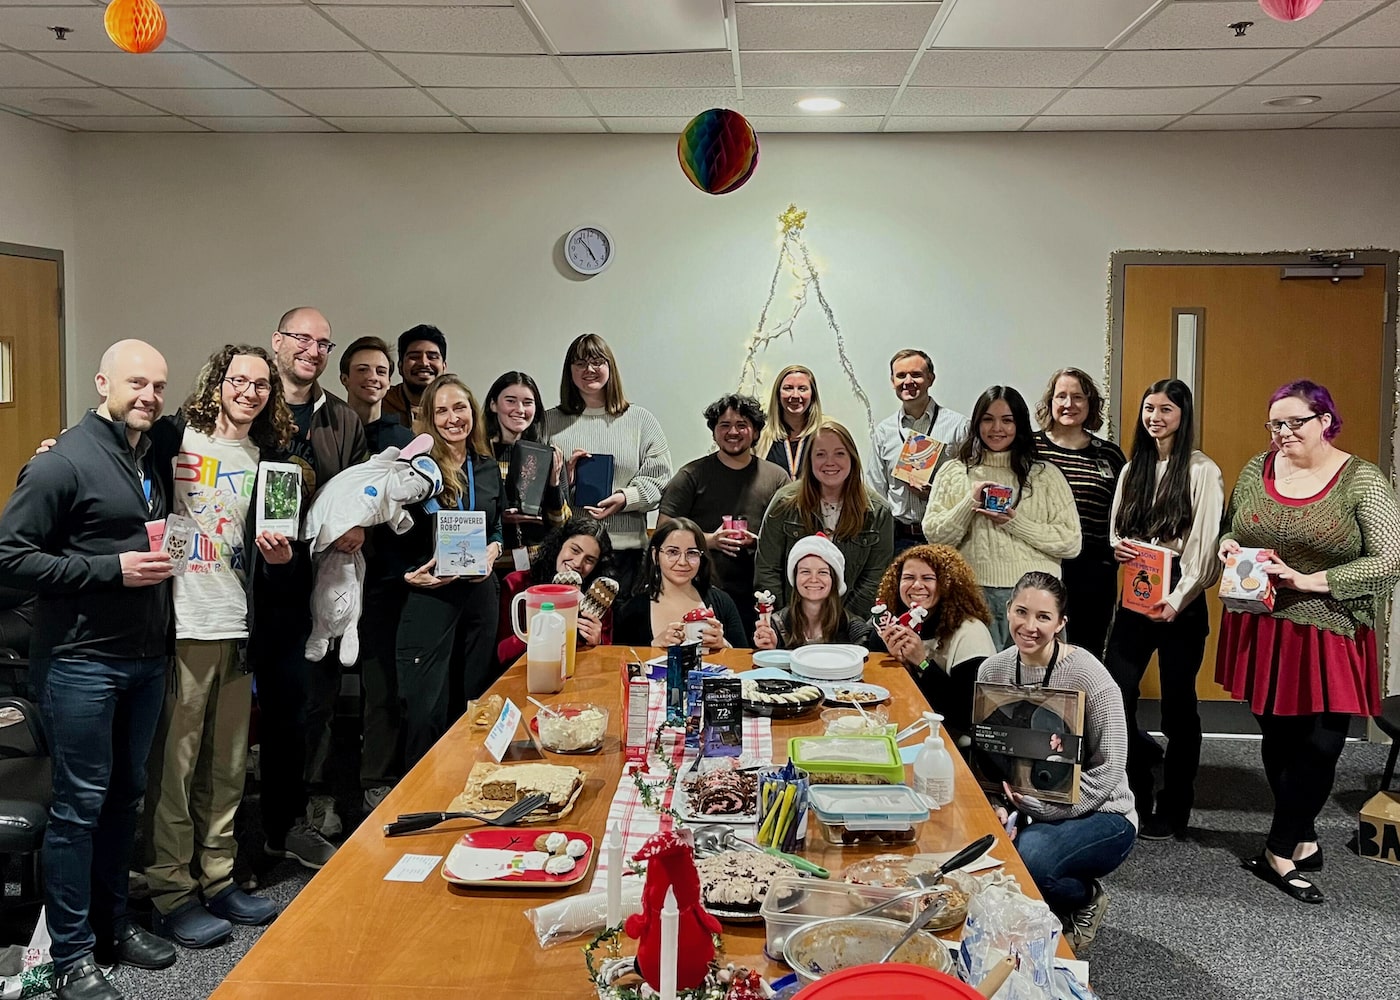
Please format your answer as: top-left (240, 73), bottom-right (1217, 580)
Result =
top-left (757, 763), bottom-right (809, 852)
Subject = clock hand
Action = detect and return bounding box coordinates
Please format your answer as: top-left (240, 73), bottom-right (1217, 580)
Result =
top-left (583, 242), bottom-right (598, 264)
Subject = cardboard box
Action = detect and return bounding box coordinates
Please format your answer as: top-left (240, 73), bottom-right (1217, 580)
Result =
top-left (621, 658), bottom-right (650, 772)
top-left (1219, 546), bottom-right (1276, 613)
top-left (1359, 791), bottom-right (1400, 867)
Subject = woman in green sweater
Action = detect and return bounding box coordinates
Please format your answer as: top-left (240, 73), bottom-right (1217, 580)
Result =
top-left (923, 386), bottom-right (1081, 650)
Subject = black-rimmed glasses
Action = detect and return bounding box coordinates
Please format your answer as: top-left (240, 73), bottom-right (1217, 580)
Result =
top-left (277, 331), bottom-right (336, 355)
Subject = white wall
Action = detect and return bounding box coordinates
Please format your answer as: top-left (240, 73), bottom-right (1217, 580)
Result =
top-left (69, 128), bottom-right (1400, 466)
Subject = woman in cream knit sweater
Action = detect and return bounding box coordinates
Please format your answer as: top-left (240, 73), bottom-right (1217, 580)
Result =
top-left (923, 386), bottom-right (1081, 648)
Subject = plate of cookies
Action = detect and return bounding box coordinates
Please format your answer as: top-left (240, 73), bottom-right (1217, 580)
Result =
top-left (441, 828), bottom-right (594, 888)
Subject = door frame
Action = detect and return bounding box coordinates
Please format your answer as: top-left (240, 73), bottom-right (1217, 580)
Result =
top-left (0, 241), bottom-right (67, 421)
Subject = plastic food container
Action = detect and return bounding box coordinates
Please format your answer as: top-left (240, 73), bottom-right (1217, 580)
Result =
top-left (788, 734), bottom-right (905, 785)
top-left (820, 707), bottom-right (891, 736)
top-left (760, 875), bottom-right (935, 961)
top-left (783, 915), bottom-right (954, 985)
top-left (807, 784), bottom-right (930, 847)
top-left (533, 703), bottom-right (609, 753)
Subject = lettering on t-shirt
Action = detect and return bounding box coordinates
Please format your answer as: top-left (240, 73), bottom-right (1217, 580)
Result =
top-left (175, 447), bottom-right (256, 577)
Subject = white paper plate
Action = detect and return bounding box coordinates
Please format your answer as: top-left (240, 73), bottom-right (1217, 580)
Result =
top-left (788, 644), bottom-right (865, 681)
top-left (818, 682), bottom-right (891, 706)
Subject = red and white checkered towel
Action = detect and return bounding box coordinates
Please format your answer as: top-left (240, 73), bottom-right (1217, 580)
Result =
top-left (588, 681), bottom-right (772, 893)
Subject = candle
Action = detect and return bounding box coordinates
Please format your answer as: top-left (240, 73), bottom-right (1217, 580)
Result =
top-left (605, 823), bottom-right (623, 927)
top-left (659, 886), bottom-right (678, 1000)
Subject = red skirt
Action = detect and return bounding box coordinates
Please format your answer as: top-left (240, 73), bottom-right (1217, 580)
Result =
top-left (1215, 611), bottom-right (1379, 716)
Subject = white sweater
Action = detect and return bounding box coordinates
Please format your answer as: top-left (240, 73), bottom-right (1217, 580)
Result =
top-left (922, 450), bottom-right (1082, 588)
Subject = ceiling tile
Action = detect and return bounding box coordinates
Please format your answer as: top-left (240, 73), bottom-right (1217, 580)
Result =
top-left (426, 87), bottom-right (592, 116)
top-left (165, 7), bottom-right (360, 52)
top-left (1320, 1), bottom-right (1400, 45)
top-left (1025, 114), bottom-right (1176, 130)
top-left (464, 116), bottom-right (604, 132)
top-left (1166, 113), bottom-right (1331, 130)
top-left (326, 0), bottom-right (515, 4)
top-left (1077, 48), bottom-right (1290, 88)
top-left (521, 0), bottom-right (726, 55)
top-left (931, 0), bottom-right (1159, 49)
top-left (1045, 86), bottom-right (1227, 115)
top-left (272, 87), bottom-right (445, 116)
top-left (0, 86), bottom-right (162, 115)
top-left (324, 116), bottom-right (469, 131)
top-left (1122, 1), bottom-right (1383, 49)
top-left (1253, 48), bottom-right (1400, 86)
top-left (560, 52), bottom-right (734, 88)
top-left (740, 51), bottom-right (912, 88)
top-left (601, 116), bottom-right (692, 132)
top-left (911, 50), bottom-right (1100, 88)
top-left (747, 116), bottom-right (883, 131)
top-left (0, 0), bottom-right (99, 5)
top-left (885, 116), bottom-right (1030, 131)
top-left (584, 86), bottom-right (735, 116)
top-left (1351, 87), bottom-right (1400, 111)
top-left (896, 87), bottom-right (1060, 116)
top-left (0, 52), bottom-right (90, 88)
top-left (153, 0), bottom-right (300, 5)
top-left (123, 88), bottom-right (306, 117)
top-left (742, 87), bottom-right (894, 116)
top-left (385, 54), bottom-right (570, 88)
top-left (1311, 110), bottom-right (1400, 127)
top-left (1196, 83), bottom-right (1393, 114)
top-left (207, 52), bottom-right (408, 89)
top-left (53, 116), bottom-right (207, 131)
top-left (0, 7), bottom-right (112, 52)
top-left (736, 3), bottom-right (937, 51)
top-left (189, 117), bottom-right (340, 132)
top-left (318, 7), bottom-right (544, 54)
top-left (40, 53), bottom-right (251, 88)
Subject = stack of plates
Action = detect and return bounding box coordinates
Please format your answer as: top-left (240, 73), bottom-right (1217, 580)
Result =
top-left (787, 644), bottom-right (866, 682)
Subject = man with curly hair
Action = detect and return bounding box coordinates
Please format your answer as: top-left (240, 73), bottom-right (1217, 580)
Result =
top-left (140, 345), bottom-right (296, 947)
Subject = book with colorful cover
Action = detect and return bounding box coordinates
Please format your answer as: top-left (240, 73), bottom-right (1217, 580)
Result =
top-left (892, 433), bottom-right (944, 488)
top-left (505, 439), bottom-right (554, 516)
top-left (1120, 541), bottom-right (1174, 614)
top-left (435, 510), bottom-right (489, 577)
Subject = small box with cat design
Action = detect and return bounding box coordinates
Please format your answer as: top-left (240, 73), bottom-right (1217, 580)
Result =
top-left (1218, 546), bottom-right (1276, 613)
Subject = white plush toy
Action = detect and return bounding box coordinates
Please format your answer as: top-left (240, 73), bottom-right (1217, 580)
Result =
top-left (301, 433), bottom-right (443, 665)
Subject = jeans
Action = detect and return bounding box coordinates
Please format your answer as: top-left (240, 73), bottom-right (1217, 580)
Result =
top-left (982, 586), bottom-right (1014, 650)
top-left (253, 631), bottom-right (311, 847)
top-left (1014, 811), bottom-right (1137, 913)
top-left (32, 654), bottom-right (168, 970)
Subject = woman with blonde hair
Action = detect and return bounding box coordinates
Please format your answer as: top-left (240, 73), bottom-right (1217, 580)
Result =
top-left (754, 419), bottom-right (894, 613)
top-left (757, 365), bottom-right (823, 479)
top-left (389, 374), bottom-right (504, 767)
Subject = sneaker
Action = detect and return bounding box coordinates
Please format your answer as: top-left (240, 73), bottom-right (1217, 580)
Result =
top-left (1065, 880), bottom-right (1108, 950)
top-left (268, 819), bottom-right (336, 870)
top-left (363, 785), bottom-right (391, 814)
top-left (1139, 814), bottom-right (1186, 841)
top-left (307, 794), bottom-right (343, 839)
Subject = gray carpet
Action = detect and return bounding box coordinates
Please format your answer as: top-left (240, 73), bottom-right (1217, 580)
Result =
top-left (7, 737), bottom-right (1400, 999)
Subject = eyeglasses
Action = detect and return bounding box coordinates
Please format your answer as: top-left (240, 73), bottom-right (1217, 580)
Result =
top-left (278, 331), bottom-right (336, 355)
top-left (571, 357), bottom-right (609, 372)
top-left (659, 546), bottom-right (703, 564)
top-left (224, 376), bottom-right (272, 397)
top-left (1265, 414), bottom-right (1321, 435)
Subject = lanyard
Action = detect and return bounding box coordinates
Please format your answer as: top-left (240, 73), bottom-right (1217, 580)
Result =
top-left (1014, 638), bottom-right (1061, 690)
top-left (783, 438), bottom-right (802, 479)
top-left (899, 403), bottom-right (938, 443)
top-left (425, 458), bottom-right (477, 514)
top-left (138, 459), bottom-right (154, 513)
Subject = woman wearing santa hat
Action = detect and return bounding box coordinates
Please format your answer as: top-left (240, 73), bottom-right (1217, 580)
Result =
top-left (753, 533), bottom-right (874, 650)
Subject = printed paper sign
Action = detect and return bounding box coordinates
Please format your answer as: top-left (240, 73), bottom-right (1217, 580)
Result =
top-left (484, 698), bottom-right (523, 763)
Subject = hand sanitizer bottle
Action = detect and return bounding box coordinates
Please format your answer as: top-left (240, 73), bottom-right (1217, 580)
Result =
top-left (912, 711), bottom-right (955, 807)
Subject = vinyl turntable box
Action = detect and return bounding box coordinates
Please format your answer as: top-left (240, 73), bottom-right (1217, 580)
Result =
top-left (972, 682), bottom-right (1086, 804)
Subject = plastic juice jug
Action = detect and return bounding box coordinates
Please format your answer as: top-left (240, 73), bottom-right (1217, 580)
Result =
top-left (526, 602), bottom-right (566, 694)
top-left (912, 711), bottom-right (955, 807)
top-left (512, 583), bottom-right (580, 677)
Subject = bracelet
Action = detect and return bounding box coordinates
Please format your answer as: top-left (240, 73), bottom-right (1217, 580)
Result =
top-left (915, 659), bottom-right (930, 673)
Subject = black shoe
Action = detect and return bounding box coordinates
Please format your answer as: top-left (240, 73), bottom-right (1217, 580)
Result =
top-left (55, 958), bottom-right (122, 1000)
top-left (206, 885), bottom-right (278, 926)
top-left (1246, 853), bottom-right (1324, 904)
top-left (1138, 815), bottom-right (1185, 841)
top-left (1293, 845), bottom-right (1324, 872)
top-left (97, 922), bottom-right (177, 970)
top-left (152, 899), bottom-right (233, 948)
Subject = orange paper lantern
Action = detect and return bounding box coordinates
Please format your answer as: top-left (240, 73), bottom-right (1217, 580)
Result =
top-left (105, 0), bottom-right (167, 54)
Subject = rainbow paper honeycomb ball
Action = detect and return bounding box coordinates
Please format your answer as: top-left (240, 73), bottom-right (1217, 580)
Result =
top-left (677, 109), bottom-right (760, 195)
top-left (105, 0), bottom-right (167, 55)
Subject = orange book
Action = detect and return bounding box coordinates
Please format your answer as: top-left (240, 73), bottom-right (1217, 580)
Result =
top-left (1121, 541), bottom-right (1174, 614)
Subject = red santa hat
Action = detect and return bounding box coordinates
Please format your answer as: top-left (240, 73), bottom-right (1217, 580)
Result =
top-left (786, 533), bottom-right (846, 596)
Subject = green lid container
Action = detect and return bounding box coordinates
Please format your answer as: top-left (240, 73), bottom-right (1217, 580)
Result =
top-left (787, 734), bottom-right (904, 785)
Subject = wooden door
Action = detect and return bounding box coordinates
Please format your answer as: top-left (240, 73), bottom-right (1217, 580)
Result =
top-left (0, 250), bottom-right (64, 507)
top-left (1117, 261), bottom-right (1391, 700)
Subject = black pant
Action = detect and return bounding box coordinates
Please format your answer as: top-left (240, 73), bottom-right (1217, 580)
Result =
top-left (1104, 597), bottom-right (1209, 827)
top-left (1060, 554), bottom-right (1117, 662)
top-left (360, 583), bottom-right (407, 789)
top-left (253, 630), bottom-right (312, 847)
top-left (1256, 712), bottom-right (1350, 857)
top-left (397, 574), bottom-right (500, 769)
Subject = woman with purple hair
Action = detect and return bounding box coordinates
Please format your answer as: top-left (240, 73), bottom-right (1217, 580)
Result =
top-left (1217, 380), bottom-right (1400, 904)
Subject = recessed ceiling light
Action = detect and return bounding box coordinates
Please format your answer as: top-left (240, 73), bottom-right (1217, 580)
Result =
top-left (1264, 95), bottom-right (1322, 107)
top-left (796, 97), bottom-right (843, 113)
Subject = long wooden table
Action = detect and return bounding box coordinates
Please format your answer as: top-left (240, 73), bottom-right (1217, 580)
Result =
top-left (213, 647), bottom-right (1071, 999)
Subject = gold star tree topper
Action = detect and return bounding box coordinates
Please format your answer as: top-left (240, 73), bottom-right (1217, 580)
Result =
top-left (778, 204), bottom-right (807, 235)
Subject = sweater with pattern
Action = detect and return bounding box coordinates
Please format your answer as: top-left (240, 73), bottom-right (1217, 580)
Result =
top-left (922, 450), bottom-right (1082, 588)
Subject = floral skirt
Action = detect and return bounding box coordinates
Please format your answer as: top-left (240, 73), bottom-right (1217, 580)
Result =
top-left (1215, 610), bottom-right (1378, 716)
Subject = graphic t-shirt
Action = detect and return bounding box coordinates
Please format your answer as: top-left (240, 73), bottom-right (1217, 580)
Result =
top-left (171, 427), bottom-right (260, 639)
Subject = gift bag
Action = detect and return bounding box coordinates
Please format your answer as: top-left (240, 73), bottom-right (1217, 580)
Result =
top-left (0, 907), bottom-right (54, 1000)
top-left (957, 885), bottom-right (1060, 1000)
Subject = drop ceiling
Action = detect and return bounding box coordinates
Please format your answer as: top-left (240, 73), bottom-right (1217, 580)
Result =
top-left (1, 0), bottom-right (1399, 133)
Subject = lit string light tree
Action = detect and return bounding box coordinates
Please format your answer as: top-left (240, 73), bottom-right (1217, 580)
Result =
top-left (737, 204), bottom-right (875, 443)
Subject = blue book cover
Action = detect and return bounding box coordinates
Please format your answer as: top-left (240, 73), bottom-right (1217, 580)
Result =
top-left (573, 453), bottom-right (615, 509)
top-left (435, 510), bottom-right (489, 577)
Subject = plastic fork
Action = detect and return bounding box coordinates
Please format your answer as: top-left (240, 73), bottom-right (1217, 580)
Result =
top-left (383, 792), bottom-right (550, 836)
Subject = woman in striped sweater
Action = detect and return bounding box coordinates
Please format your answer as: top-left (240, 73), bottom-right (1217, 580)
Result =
top-left (979, 571), bottom-right (1137, 951)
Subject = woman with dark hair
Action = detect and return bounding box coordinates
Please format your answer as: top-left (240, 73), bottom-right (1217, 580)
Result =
top-left (923, 386), bottom-right (1081, 649)
top-left (754, 419), bottom-right (894, 614)
top-left (496, 516), bottom-right (615, 666)
top-left (1034, 368), bottom-right (1127, 659)
top-left (979, 572), bottom-right (1136, 951)
top-left (1105, 378), bottom-right (1223, 842)
top-left (757, 365), bottom-right (823, 478)
top-left (753, 533), bottom-right (873, 650)
top-left (613, 518), bottom-right (747, 653)
top-left (485, 371), bottom-right (569, 572)
top-left (870, 543), bottom-right (995, 735)
top-left (545, 334), bottom-right (671, 595)
top-left (1216, 381), bottom-right (1400, 903)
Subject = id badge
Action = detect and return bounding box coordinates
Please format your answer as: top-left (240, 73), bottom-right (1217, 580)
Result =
top-left (512, 546), bottom-right (530, 571)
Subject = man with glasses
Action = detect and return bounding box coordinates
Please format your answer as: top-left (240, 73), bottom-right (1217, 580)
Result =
top-left (381, 325), bottom-right (447, 428)
top-left (262, 307), bottom-right (367, 869)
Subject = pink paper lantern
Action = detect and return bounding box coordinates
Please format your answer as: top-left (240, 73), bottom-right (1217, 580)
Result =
top-left (1258, 0), bottom-right (1325, 22)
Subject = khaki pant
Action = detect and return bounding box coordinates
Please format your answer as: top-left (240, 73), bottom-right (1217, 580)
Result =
top-left (142, 638), bottom-right (251, 914)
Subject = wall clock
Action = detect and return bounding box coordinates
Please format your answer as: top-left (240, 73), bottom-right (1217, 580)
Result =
top-left (565, 225), bottom-right (613, 276)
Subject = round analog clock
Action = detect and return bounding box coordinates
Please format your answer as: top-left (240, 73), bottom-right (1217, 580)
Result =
top-left (565, 225), bottom-right (613, 276)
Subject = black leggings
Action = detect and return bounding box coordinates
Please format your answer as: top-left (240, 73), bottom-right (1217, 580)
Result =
top-left (1256, 712), bottom-right (1350, 858)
